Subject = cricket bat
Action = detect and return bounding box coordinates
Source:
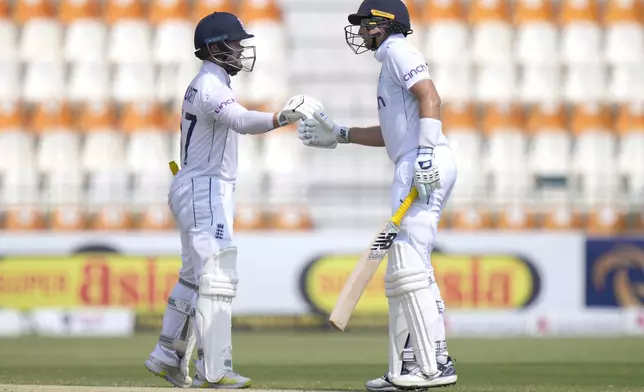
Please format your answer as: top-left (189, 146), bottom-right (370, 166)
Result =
top-left (329, 187), bottom-right (418, 331)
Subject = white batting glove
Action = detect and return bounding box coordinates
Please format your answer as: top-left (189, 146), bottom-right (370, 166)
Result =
top-left (298, 111), bottom-right (350, 148)
top-left (414, 147), bottom-right (441, 202)
top-left (277, 95), bottom-right (324, 126)
top-left (298, 119), bottom-right (338, 149)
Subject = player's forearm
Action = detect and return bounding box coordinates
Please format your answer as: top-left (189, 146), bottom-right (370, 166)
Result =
top-left (346, 126), bottom-right (385, 147)
top-left (222, 107), bottom-right (275, 135)
top-left (411, 80), bottom-right (442, 147)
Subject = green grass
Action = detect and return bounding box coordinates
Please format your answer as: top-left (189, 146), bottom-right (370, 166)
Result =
top-left (0, 332), bottom-right (643, 391)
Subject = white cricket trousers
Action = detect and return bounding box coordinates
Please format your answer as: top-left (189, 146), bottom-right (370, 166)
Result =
top-left (169, 176), bottom-right (235, 287)
top-left (390, 146), bottom-right (457, 272)
top-left (390, 145), bottom-right (457, 360)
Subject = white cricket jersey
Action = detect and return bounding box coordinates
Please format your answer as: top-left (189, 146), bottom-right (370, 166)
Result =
top-left (374, 34), bottom-right (449, 163)
top-left (171, 61), bottom-right (274, 192)
top-left (173, 61), bottom-right (238, 188)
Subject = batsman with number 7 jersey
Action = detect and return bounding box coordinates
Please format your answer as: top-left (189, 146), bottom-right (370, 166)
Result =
top-left (144, 11), bottom-right (322, 389)
top-left (298, 0), bottom-right (458, 389)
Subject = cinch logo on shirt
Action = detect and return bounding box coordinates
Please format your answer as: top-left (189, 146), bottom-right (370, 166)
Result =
top-left (214, 98), bottom-right (236, 114)
top-left (403, 63), bottom-right (428, 82)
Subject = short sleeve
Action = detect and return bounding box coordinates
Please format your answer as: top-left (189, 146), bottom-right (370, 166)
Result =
top-left (385, 43), bottom-right (431, 91)
top-left (196, 75), bottom-right (237, 120)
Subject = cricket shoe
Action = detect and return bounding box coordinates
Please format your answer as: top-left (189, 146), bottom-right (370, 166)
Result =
top-left (390, 357), bottom-right (457, 389)
top-left (366, 373), bottom-right (399, 392)
top-left (192, 370), bottom-right (252, 389)
top-left (144, 356), bottom-right (193, 388)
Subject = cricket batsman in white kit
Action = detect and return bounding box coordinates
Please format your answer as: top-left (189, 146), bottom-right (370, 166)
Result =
top-left (144, 11), bottom-right (321, 388)
top-left (298, 0), bottom-right (458, 389)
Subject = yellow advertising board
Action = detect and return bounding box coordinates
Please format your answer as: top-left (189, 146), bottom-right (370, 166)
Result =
top-left (0, 255), bottom-right (181, 312)
top-left (301, 253), bottom-right (541, 315)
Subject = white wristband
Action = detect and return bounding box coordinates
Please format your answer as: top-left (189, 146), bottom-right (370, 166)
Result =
top-left (418, 118), bottom-right (442, 148)
top-left (337, 126), bottom-right (350, 144)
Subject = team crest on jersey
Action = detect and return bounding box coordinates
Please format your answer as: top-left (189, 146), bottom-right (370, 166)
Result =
top-left (184, 86), bottom-right (198, 104)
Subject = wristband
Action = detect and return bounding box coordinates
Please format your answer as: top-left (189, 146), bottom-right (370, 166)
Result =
top-left (337, 126), bottom-right (350, 144)
top-left (418, 118), bottom-right (442, 147)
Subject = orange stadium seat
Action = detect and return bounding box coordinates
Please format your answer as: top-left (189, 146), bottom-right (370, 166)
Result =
top-left (0, 60), bottom-right (20, 102)
top-left (150, 0), bottom-right (193, 64)
top-left (149, 0), bottom-right (189, 25)
top-left (482, 103), bottom-right (534, 229)
top-left (263, 125), bottom-right (313, 230)
top-left (400, 0), bottom-right (421, 49)
top-left (422, 0), bottom-right (468, 65)
top-left (560, 0), bottom-right (602, 65)
top-left (604, 0), bottom-right (643, 66)
top-left (442, 103), bottom-right (490, 230)
top-left (0, 1), bottom-right (9, 18)
top-left (616, 103), bottom-right (644, 218)
top-left (194, 0), bottom-right (235, 22)
top-left (14, 0), bottom-right (54, 24)
top-left (469, 0), bottom-right (512, 65)
top-left (570, 103), bottom-right (622, 232)
top-left (106, 0), bottom-right (151, 63)
top-left (121, 102), bottom-right (174, 230)
top-left (61, 0), bottom-right (106, 64)
top-left (105, 0), bottom-right (144, 24)
top-left (419, 0), bottom-right (469, 65)
top-left (112, 62), bottom-right (156, 102)
top-left (514, 0), bottom-right (558, 65)
top-left (60, 0), bottom-right (101, 24)
top-left (0, 102), bottom-right (43, 231)
top-left (78, 103), bottom-right (129, 231)
top-left (526, 103), bottom-right (576, 230)
top-left (238, 0), bottom-right (286, 110)
top-left (234, 127), bottom-right (265, 230)
top-left (30, 103), bottom-right (85, 231)
top-left (0, 2), bottom-right (17, 61)
top-left (17, 0), bottom-right (61, 63)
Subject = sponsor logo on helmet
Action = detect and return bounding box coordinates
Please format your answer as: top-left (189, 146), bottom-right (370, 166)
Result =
top-left (371, 9), bottom-right (395, 19)
top-left (215, 98), bottom-right (236, 114)
top-left (403, 64), bottom-right (428, 82)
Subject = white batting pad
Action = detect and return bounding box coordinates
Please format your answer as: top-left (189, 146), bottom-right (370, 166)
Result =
top-left (387, 295), bottom-right (408, 378)
top-left (151, 280), bottom-right (197, 386)
top-left (196, 247), bottom-right (238, 382)
top-left (385, 241), bottom-right (440, 376)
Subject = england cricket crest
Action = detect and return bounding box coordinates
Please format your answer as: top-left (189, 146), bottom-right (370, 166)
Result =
top-left (368, 222), bottom-right (398, 260)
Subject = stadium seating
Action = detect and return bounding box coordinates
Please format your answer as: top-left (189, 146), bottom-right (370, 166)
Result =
top-left (0, 0), bottom-right (642, 232)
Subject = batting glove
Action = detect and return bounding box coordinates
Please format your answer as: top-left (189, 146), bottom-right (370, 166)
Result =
top-left (414, 147), bottom-right (441, 202)
top-left (277, 95), bottom-right (324, 126)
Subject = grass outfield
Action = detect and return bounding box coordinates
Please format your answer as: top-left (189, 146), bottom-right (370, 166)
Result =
top-left (0, 332), bottom-right (643, 391)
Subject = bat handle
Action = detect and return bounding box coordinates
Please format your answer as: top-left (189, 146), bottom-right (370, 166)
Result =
top-left (391, 188), bottom-right (418, 227)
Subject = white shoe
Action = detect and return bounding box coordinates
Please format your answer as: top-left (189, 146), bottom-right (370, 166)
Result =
top-left (391, 360), bottom-right (457, 389)
top-left (145, 356), bottom-right (193, 388)
top-left (366, 374), bottom-right (399, 392)
top-left (192, 370), bottom-right (252, 389)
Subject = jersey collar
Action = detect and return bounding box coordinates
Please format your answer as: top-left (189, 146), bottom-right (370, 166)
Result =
top-left (202, 61), bottom-right (232, 86)
top-left (374, 33), bottom-right (405, 63)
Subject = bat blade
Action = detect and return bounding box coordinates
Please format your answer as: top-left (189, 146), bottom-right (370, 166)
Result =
top-left (328, 221), bottom-right (399, 331)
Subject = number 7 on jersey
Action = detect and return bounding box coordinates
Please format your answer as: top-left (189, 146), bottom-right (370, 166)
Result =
top-left (329, 187), bottom-right (418, 331)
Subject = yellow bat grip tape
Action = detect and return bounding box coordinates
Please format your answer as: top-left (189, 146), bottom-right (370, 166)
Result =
top-left (169, 161), bottom-right (179, 176)
top-left (391, 187), bottom-right (418, 227)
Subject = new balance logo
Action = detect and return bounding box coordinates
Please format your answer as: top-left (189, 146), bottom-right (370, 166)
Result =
top-left (215, 223), bottom-right (224, 239)
top-left (371, 232), bottom-right (397, 251)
